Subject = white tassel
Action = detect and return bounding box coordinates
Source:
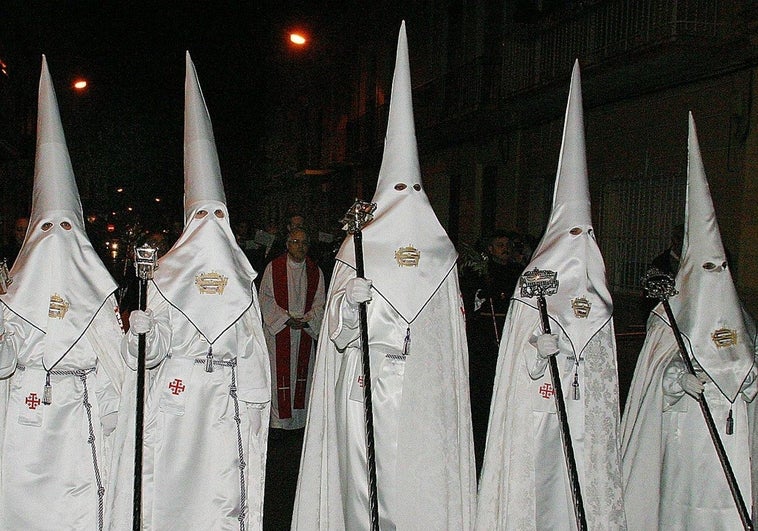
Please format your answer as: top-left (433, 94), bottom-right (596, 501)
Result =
top-left (205, 345), bottom-right (214, 373)
top-left (572, 371), bottom-right (580, 400)
top-left (402, 327), bottom-right (411, 356)
top-left (42, 372), bottom-right (52, 405)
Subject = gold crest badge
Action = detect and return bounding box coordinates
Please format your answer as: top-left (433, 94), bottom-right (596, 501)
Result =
top-left (48, 294), bottom-right (70, 319)
top-left (395, 245), bottom-right (420, 267)
top-left (571, 296), bottom-right (591, 318)
top-left (195, 272), bottom-right (228, 295)
top-left (711, 328), bottom-right (737, 348)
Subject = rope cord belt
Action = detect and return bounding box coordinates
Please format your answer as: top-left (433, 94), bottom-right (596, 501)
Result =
top-left (17, 365), bottom-right (104, 531)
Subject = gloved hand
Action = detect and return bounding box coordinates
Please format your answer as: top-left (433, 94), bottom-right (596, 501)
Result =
top-left (129, 309), bottom-right (154, 335)
top-left (679, 371), bottom-right (706, 397)
top-left (345, 278), bottom-right (373, 307)
top-left (536, 333), bottom-right (559, 359)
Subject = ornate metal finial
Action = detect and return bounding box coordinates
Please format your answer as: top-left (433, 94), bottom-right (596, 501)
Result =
top-left (134, 243), bottom-right (159, 281)
top-left (340, 200), bottom-right (377, 234)
top-left (0, 258), bottom-right (12, 295)
top-left (519, 268), bottom-right (559, 299)
top-left (642, 268), bottom-right (678, 300)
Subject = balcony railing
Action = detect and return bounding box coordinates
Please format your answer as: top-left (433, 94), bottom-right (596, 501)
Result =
top-left (346, 0), bottom-right (725, 155)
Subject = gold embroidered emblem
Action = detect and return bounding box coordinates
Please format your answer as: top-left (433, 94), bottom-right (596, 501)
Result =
top-left (394, 246), bottom-right (420, 267)
top-left (711, 328), bottom-right (737, 348)
top-left (48, 294), bottom-right (70, 319)
top-left (195, 272), bottom-right (228, 295)
top-left (571, 296), bottom-right (591, 318)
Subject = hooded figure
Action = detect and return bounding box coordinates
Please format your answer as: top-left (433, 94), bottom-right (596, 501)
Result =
top-left (475, 61), bottom-right (626, 530)
top-left (110, 53), bottom-right (271, 530)
top-left (0, 56), bottom-right (125, 530)
top-left (292, 22), bottom-right (476, 530)
top-left (621, 113), bottom-right (758, 530)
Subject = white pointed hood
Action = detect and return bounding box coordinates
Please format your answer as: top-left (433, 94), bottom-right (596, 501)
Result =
top-left (514, 60), bottom-right (613, 356)
top-left (151, 52), bottom-right (256, 343)
top-left (336, 21), bottom-right (457, 323)
top-left (0, 55), bottom-right (118, 367)
top-left (656, 113), bottom-right (755, 399)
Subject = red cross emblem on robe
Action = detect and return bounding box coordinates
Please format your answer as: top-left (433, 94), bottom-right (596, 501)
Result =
top-left (539, 382), bottom-right (555, 399)
top-left (272, 254), bottom-right (320, 419)
top-left (25, 392), bottom-right (41, 410)
top-left (169, 378), bottom-right (186, 395)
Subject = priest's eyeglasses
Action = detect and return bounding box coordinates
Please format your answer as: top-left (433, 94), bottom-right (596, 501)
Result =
top-left (287, 239), bottom-right (309, 246)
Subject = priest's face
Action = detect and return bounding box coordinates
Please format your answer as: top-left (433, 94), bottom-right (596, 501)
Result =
top-left (286, 229), bottom-right (309, 263)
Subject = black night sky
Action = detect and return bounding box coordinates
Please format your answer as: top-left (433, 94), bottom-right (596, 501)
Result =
top-left (1, 1), bottom-right (358, 226)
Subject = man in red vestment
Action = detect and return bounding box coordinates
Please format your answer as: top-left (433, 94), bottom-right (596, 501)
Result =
top-left (259, 227), bottom-right (325, 431)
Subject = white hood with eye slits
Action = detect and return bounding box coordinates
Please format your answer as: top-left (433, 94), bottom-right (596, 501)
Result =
top-left (151, 52), bottom-right (256, 344)
top-left (0, 56), bottom-right (118, 368)
top-left (335, 22), bottom-right (457, 324)
top-left (512, 60), bottom-right (613, 357)
top-left (655, 113), bottom-right (755, 400)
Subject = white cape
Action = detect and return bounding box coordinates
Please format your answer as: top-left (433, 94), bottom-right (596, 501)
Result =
top-left (621, 310), bottom-right (758, 530)
top-left (292, 260), bottom-right (476, 530)
top-left (476, 299), bottom-right (626, 530)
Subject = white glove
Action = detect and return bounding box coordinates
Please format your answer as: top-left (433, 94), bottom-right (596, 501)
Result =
top-left (345, 278), bottom-right (373, 307)
top-left (679, 371), bottom-right (706, 397)
top-left (536, 333), bottom-right (559, 359)
top-left (129, 309), bottom-right (154, 335)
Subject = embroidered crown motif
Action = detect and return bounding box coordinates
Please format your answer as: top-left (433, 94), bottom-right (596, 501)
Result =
top-left (711, 328), bottom-right (737, 348)
top-left (571, 296), bottom-right (591, 318)
top-left (48, 293), bottom-right (70, 319)
top-left (394, 245), bottom-right (420, 267)
top-left (195, 271), bottom-right (228, 295)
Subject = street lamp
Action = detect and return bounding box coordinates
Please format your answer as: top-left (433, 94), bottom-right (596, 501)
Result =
top-left (73, 78), bottom-right (88, 91)
top-left (290, 32), bottom-right (307, 46)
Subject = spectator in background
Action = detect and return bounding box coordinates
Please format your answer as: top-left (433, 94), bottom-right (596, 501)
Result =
top-left (650, 223), bottom-right (684, 276)
top-left (0, 217), bottom-right (29, 268)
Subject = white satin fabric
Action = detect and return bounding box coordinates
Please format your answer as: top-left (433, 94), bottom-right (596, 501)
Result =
top-left (336, 23), bottom-right (457, 325)
top-left (152, 201), bottom-right (257, 345)
top-left (621, 312), bottom-right (758, 530)
top-left (476, 301), bottom-right (626, 530)
top-left (108, 289), bottom-right (270, 530)
top-left (0, 297), bottom-right (124, 530)
top-left (292, 261), bottom-right (476, 530)
top-left (258, 257), bottom-right (325, 429)
top-left (664, 114), bottom-right (754, 400)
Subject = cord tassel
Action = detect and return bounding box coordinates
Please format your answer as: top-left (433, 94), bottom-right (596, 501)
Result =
top-left (572, 370), bottom-right (580, 400)
top-left (402, 326), bottom-right (411, 357)
top-left (205, 344), bottom-right (214, 373)
top-left (42, 372), bottom-right (52, 405)
top-left (726, 408), bottom-right (734, 435)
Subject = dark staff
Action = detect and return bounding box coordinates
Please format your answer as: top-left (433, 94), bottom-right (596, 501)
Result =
top-left (340, 200), bottom-right (380, 531)
top-left (520, 268), bottom-right (587, 531)
top-left (132, 244), bottom-right (158, 531)
top-left (644, 268), bottom-right (753, 531)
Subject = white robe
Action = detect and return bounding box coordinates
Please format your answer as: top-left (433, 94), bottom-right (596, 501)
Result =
top-left (476, 300), bottom-right (626, 530)
top-left (258, 257), bottom-right (325, 429)
top-left (0, 296), bottom-right (125, 531)
top-left (108, 288), bottom-right (271, 531)
top-left (292, 261), bottom-right (476, 530)
top-left (621, 312), bottom-right (758, 530)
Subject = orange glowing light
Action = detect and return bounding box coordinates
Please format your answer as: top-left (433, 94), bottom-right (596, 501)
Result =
top-left (290, 33), bottom-right (307, 45)
top-left (73, 79), bottom-right (88, 90)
